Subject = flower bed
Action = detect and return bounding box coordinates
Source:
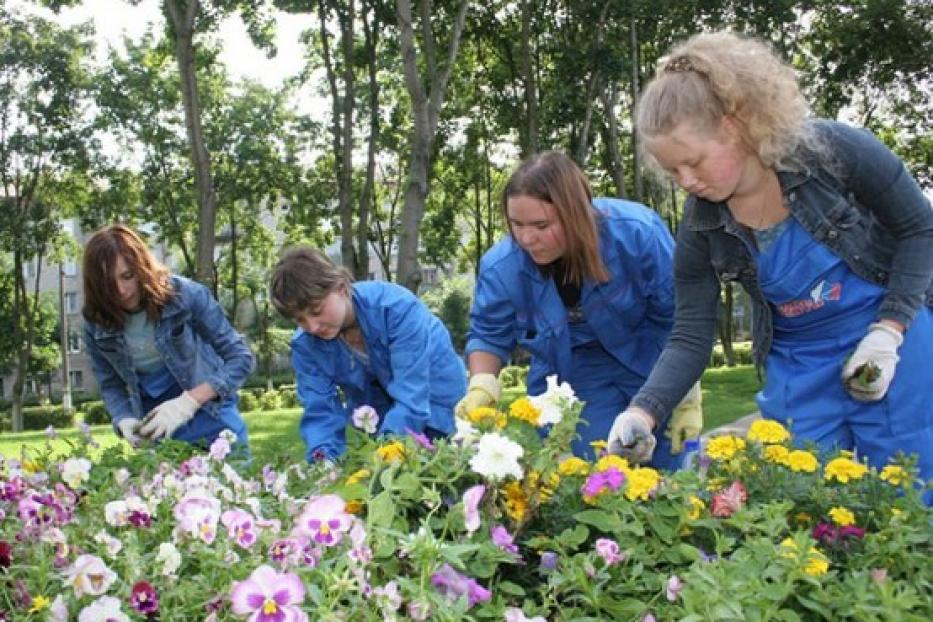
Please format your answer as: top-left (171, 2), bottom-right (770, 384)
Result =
top-left (1, 379), bottom-right (930, 620)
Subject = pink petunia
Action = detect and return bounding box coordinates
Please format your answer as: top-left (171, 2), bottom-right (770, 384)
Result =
top-left (594, 538), bottom-right (625, 566)
top-left (666, 575), bottom-right (683, 602)
top-left (230, 565), bottom-right (307, 622)
top-left (462, 485), bottom-right (486, 535)
top-left (710, 481), bottom-right (747, 518)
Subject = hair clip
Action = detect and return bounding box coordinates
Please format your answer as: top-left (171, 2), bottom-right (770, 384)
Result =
top-left (664, 56), bottom-right (694, 73)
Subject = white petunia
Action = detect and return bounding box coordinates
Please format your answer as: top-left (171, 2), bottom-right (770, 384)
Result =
top-left (469, 433), bottom-right (524, 481)
top-left (528, 375), bottom-right (578, 426)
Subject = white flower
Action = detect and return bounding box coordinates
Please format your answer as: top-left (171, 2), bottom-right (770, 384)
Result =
top-left (156, 542), bottom-right (182, 576)
top-left (94, 530), bottom-right (123, 558)
top-left (78, 596), bottom-right (129, 622)
top-left (61, 457), bottom-right (92, 489)
top-left (64, 554), bottom-right (117, 597)
top-left (351, 405), bottom-right (379, 434)
top-left (104, 500), bottom-right (129, 527)
top-left (48, 594), bottom-right (69, 622)
top-left (469, 433), bottom-right (524, 481)
top-left (528, 375), bottom-right (578, 426)
top-left (452, 417), bottom-right (480, 446)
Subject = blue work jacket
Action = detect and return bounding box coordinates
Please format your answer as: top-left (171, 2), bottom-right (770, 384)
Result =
top-left (465, 198), bottom-right (676, 396)
top-left (631, 120), bottom-right (933, 422)
top-left (291, 281), bottom-right (465, 461)
top-left (84, 275), bottom-right (256, 429)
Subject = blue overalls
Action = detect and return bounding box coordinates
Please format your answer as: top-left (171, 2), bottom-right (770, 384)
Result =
top-left (138, 365), bottom-right (249, 452)
top-left (754, 218), bottom-right (932, 501)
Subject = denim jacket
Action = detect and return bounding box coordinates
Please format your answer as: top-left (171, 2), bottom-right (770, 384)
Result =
top-left (631, 120), bottom-right (933, 423)
top-left (84, 275), bottom-right (255, 428)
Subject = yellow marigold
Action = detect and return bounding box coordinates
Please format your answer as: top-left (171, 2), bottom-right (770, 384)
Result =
top-left (344, 500), bottom-right (364, 514)
top-left (688, 495), bottom-right (705, 520)
top-left (346, 468), bottom-right (371, 486)
top-left (705, 435), bottom-right (746, 460)
top-left (625, 467), bottom-right (662, 502)
top-left (763, 444), bottom-right (790, 465)
top-left (780, 538), bottom-right (829, 577)
top-left (828, 507), bottom-right (855, 527)
top-left (502, 481), bottom-right (528, 522)
top-left (879, 465), bottom-right (909, 487)
top-left (21, 459), bottom-right (42, 474)
top-left (786, 450), bottom-right (818, 473)
top-left (558, 457), bottom-right (590, 477)
top-left (467, 407), bottom-right (507, 429)
top-left (824, 457), bottom-right (869, 484)
top-left (376, 441), bottom-right (406, 464)
top-left (508, 397), bottom-right (541, 426)
top-left (589, 440), bottom-right (608, 453)
top-left (526, 470), bottom-right (559, 502)
top-left (595, 454), bottom-right (631, 475)
top-left (747, 419), bottom-right (790, 444)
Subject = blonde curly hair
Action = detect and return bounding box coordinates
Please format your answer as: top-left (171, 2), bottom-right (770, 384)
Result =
top-left (637, 31), bottom-right (823, 171)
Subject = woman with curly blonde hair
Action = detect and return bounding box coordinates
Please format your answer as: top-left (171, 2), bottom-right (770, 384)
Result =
top-left (608, 31), bottom-right (933, 503)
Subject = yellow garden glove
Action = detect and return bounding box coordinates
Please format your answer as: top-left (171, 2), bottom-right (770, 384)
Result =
top-left (454, 373), bottom-right (501, 419)
top-left (665, 381), bottom-right (703, 454)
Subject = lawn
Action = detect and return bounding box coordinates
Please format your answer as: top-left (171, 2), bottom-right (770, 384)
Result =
top-left (0, 365), bottom-right (760, 463)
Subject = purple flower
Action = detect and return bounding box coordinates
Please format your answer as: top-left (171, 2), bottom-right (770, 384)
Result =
top-left (594, 538), bottom-right (625, 566)
top-left (407, 428), bottom-right (436, 451)
top-left (45, 425), bottom-right (58, 439)
top-left (581, 467), bottom-right (625, 499)
top-left (222, 509), bottom-right (258, 549)
top-left (351, 405), bottom-right (379, 434)
top-left (129, 580), bottom-right (159, 615)
top-left (430, 563), bottom-right (491, 608)
top-left (490, 524), bottom-right (519, 555)
top-left (539, 551), bottom-right (558, 571)
top-left (0, 541), bottom-right (11, 570)
top-left (269, 538), bottom-right (300, 567)
top-left (292, 494), bottom-right (353, 547)
top-left (462, 485), bottom-right (485, 535)
top-left (230, 565), bottom-right (307, 622)
top-left (666, 575), bottom-right (683, 602)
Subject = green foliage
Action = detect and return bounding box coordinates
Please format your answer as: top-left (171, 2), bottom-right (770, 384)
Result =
top-left (499, 365), bottom-right (528, 389)
top-left (81, 400), bottom-right (110, 426)
top-left (421, 275), bottom-right (474, 352)
top-left (238, 390), bottom-right (260, 413)
top-left (259, 388), bottom-right (282, 411)
top-left (710, 341), bottom-right (754, 367)
top-left (1, 404), bottom-right (75, 431)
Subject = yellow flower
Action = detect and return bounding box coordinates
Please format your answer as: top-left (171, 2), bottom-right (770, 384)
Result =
top-left (595, 454), bottom-right (631, 475)
top-left (828, 506), bottom-right (855, 527)
top-left (624, 467), bottom-right (662, 502)
top-left (29, 595), bottom-right (51, 613)
top-left (376, 442), bottom-right (406, 464)
top-left (589, 440), bottom-right (608, 454)
top-left (502, 481), bottom-right (528, 522)
top-left (763, 444), bottom-right (790, 465)
top-left (785, 450), bottom-right (819, 473)
top-left (558, 457), bottom-right (590, 477)
top-left (22, 458), bottom-right (42, 474)
top-left (879, 465), bottom-right (909, 487)
top-left (346, 468), bottom-right (371, 486)
top-left (344, 500), bottom-right (364, 514)
top-left (780, 538), bottom-right (829, 576)
top-left (526, 470), bottom-right (560, 502)
top-left (688, 495), bottom-right (705, 520)
top-left (793, 512), bottom-right (812, 525)
top-left (467, 407), bottom-right (507, 429)
top-left (508, 398), bottom-right (541, 426)
top-left (747, 420), bottom-right (790, 444)
top-left (890, 508), bottom-right (904, 521)
top-left (824, 457), bottom-right (869, 483)
top-left (705, 435), bottom-right (746, 460)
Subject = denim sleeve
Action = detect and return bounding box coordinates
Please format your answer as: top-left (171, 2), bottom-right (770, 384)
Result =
top-left (188, 281), bottom-right (256, 399)
top-left (84, 325), bottom-right (136, 429)
top-left (630, 224), bottom-right (719, 425)
top-left (292, 337), bottom-right (348, 462)
top-left (464, 261), bottom-right (518, 364)
top-left (380, 297), bottom-right (436, 435)
top-left (826, 122), bottom-right (933, 326)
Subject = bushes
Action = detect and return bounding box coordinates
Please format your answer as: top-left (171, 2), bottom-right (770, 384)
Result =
top-left (81, 401), bottom-right (111, 426)
top-left (710, 341), bottom-right (754, 367)
top-left (19, 405), bottom-right (74, 431)
top-left (238, 390), bottom-right (259, 412)
top-left (238, 386), bottom-right (299, 412)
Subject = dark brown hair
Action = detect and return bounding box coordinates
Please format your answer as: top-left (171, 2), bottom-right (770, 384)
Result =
top-left (270, 246), bottom-right (353, 318)
top-left (82, 224), bottom-right (173, 330)
top-left (502, 151), bottom-right (609, 285)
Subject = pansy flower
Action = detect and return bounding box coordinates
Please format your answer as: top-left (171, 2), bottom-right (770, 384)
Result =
top-left (230, 565), bottom-right (307, 622)
top-left (293, 494), bottom-right (353, 547)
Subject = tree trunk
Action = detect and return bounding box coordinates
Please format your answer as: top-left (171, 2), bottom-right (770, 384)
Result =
top-left (630, 17), bottom-right (643, 202)
top-left (357, 0), bottom-right (381, 281)
top-left (519, 0), bottom-right (538, 157)
top-left (165, 0), bottom-right (218, 291)
top-left (394, 0), bottom-right (469, 292)
top-left (11, 248), bottom-right (45, 432)
top-left (600, 82), bottom-right (626, 198)
top-left (231, 204), bottom-right (239, 319)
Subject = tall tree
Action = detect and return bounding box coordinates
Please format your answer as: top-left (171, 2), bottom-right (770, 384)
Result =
top-left (394, 0), bottom-right (469, 292)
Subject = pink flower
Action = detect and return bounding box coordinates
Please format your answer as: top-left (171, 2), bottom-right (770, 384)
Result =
top-left (666, 575), bottom-right (683, 602)
top-left (491, 524), bottom-right (519, 555)
top-left (230, 565), bottom-right (307, 622)
top-left (505, 607), bottom-right (547, 622)
top-left (710, 481), bottom-right (747, 517)
top-left (293, 494), bottom-right (353, 547)
top-left (581, 467), bottom-right (625, 500)
top-left (594, 538), bottom-right (625, 566)
top-left (209, 437), bottom-right (232, 461)
top-left (173, 493), bottom-right (221, 544)
top-left (222, 509), bottom-right (258, 549)
top-left (407, 428), bottom-right (436, 451)
top-left (351, 405), bottom-right (379, 434)
top-left (462, 485), bottom-right (485, 535)
top-left (430, 563), bottom-right (492, 608)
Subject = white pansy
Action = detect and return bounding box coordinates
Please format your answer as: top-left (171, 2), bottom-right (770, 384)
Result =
top-left (61, 457), bottom-right (92, 489)
top-left (155, 542), bottom-right (182, 576)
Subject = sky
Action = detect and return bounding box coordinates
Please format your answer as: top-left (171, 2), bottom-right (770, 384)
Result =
top-left (8, 0), bottom-right (317, 89)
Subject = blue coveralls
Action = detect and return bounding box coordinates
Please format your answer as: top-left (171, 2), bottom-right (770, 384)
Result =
top-left (291, 281), bottom-right (466, 461)
top-left (755, 218), bottom-right (933, 502)
top-left (466, 199), bottom-right (679, 466)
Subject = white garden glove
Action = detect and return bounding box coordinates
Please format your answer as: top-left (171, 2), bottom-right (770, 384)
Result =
top-left (665, 381), bottom-right (703, 455)
top-left (454, 373), bottom-right (501, 419)
top-left (841, 322), bottom-right (903, 402)
top-left (116, 418), bottom-right (143, 447)
top-left (139, 392), bottom-right (199, 441)
top-left (607, 408), bottom-right (657, 464)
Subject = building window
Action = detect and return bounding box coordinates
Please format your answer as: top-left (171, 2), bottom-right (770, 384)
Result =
top-left (64, 292), bottom-right (79, 314)
top-left (68, 329), bottom-right (81, 353)
top-left (69, 370), bottom-right (84, 391)
top-left (24, 378), bottom-right (39, 395)
top-left (63, 261), bottom-right (78, 277)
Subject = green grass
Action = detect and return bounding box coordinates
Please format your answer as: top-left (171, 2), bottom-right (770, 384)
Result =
top-left (0, 365), bottom-right (759, 462)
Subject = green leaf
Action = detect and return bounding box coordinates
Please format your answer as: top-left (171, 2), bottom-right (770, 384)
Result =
top-left (574, 509), bottom-right (623, 533)
top-left (496, 581), bottom-right (526, 596)
top-left (368, 491), bottom-right (395, 529)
